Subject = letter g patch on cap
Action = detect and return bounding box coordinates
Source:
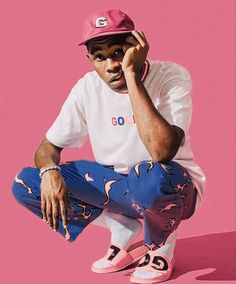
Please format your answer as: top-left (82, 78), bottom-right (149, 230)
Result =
top-left (95, 17), bottom-right (107, 28)
top-left (78, 9), bottom-right (135, 45)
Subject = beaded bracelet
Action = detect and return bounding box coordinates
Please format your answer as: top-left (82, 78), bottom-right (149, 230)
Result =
top-left (39, 165), bottom-right (61, 178)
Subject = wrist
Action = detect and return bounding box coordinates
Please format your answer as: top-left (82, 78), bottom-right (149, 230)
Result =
top-left (124, 70), bottom-right (142, 91)
top-left (124, 70), bottom-right (140, 81)
top-left (40, 163), bottom-right (57, 171)
top-left (39, 165), bottom-right (61, 178)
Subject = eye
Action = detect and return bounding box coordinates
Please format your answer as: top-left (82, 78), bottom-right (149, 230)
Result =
top-left (112, 48), bottom-right (124, 59)
top-left (94, 54), bottom-right (105, 62)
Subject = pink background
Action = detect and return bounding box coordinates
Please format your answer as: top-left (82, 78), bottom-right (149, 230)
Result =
top-left (0, 0), bottom-right (235, 283)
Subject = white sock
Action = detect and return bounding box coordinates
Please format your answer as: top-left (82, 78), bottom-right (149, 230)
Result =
top-left (92, 210), bottom-right (142, 269)
top-left (155, 230), bottom-right (177, 260)
top-left (133, 230), bottom-right (177, 279)
top-left (92, 210), bottom-right (142, 249)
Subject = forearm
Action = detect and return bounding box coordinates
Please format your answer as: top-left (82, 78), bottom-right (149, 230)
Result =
top-left (34, 138), bottom-right (62, 169)
top-left (36, 138), bottom-right (69, 230)
top-left (125, 71), bottom-right (181, 162)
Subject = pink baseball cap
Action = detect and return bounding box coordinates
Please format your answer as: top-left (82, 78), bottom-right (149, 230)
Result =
top-left (78, 9), bottom-right (135, 46)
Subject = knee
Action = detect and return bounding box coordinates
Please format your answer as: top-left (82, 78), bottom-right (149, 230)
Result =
top-left (129, 160), bottom-right (178, 178)
top-left (127, 161), bottom-right (178, 208)
top-left (12, 167), bottom-right (38, 204)
top-left (128, 161), bottom-right (170, 190)
top-left (128, 160), bottom-right (183, 190)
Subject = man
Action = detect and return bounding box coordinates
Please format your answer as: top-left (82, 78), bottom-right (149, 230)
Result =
top-left (12, 9), bottom-right (205, 283)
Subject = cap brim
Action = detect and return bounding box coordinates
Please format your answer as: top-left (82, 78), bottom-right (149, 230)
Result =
top-left (77, 30), bottom-right (132, 46)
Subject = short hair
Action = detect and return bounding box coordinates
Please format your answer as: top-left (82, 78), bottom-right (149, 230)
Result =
top-left (86, 33), bottom-right (131, 51)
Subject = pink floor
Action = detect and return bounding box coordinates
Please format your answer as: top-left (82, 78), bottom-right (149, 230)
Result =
top-left (0, 214), bottom-right (235, 284)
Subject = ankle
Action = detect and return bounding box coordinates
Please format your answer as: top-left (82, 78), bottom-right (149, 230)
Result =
top-left (111, 219), bottom-right (142, 249)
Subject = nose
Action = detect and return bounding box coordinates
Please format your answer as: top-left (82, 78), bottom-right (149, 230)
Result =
top-left (106, 58), bottom-right (121, 73)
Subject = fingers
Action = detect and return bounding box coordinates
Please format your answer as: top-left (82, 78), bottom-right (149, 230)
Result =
top-left (46, 198), bottom-right (53, 228)
top-left (139, 31), bottom-right (146, 39)
top-left (52, 200), bottom-right (59, 232)
top-left (41, 196), bottom-right (47, 222)
top-left (42, 195), bottom-right (66, 232)
top-left (60, 200), bottom-right (68, 229)
top-left (131, 30), bottom-right (149, 49)
top-left (42, 196), bottom-right (66, 231)
top-left (126, 34), bottom-right (139, 46)
top-left (40, 173), bottom-right (69, 233)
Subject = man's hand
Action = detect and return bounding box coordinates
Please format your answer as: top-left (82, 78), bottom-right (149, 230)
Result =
top-left (122, 30), bottom-right (149, 74)
top-left (40, 169), bottom-right (70, 232)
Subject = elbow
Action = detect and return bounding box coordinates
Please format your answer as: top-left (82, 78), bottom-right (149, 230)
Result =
top-left (34, 144), bottom-right (42, 166)
top-left (144, 125), bottom-right (185, 163)
top-left (34, 137), bottom-right (63, 168)
top-left (150, 147), bottom-right (176, 163)
top-left (149, 138), bottom-right (181, 163)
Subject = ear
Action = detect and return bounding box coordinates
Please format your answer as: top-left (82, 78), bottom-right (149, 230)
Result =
top-left (86, 53), bottom-right (92, 63)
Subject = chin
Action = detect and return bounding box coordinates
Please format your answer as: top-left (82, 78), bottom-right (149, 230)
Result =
top-left (109, 83), bottom-right (128, 93)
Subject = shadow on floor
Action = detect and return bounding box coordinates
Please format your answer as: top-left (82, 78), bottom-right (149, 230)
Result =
top-left (123, 231), bottom-right (236, 282)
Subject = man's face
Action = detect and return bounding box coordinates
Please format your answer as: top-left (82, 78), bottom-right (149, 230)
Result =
top-left (87, 35), bottom-right (130, 93)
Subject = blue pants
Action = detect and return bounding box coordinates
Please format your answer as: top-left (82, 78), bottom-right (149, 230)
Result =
top-left (12, 160), bottom-right (197, 249)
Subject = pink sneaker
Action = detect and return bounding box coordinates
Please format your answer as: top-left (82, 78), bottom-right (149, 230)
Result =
top-left (130, 251), bottom-right (174, 283)
top-left (92, 241), bottom-right (148, 273)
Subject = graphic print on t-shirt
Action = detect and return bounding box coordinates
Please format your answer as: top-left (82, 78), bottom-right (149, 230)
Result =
top-left (111, 114), bottom-right (135, 126)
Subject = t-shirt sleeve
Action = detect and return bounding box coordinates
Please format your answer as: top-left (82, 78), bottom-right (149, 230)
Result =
top-left (156, 65), bottom-right (192, 137)
top-left (46, 83), bottom-right (88, 148)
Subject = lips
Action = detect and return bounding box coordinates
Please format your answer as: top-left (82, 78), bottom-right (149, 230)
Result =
top-left (109, 71), bottom-right (124, 83)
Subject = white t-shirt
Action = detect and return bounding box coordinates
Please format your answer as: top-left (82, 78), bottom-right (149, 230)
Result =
top-left (46, 60), bottom-right (206, 209)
